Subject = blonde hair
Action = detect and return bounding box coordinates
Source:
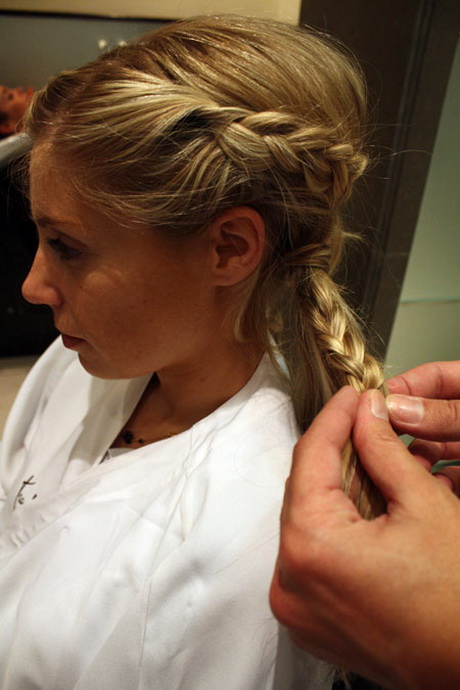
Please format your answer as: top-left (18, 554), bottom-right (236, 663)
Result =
top-left (25, 15), bottom-right (385, 516)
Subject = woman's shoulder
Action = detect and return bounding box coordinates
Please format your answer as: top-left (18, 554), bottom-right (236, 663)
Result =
top-left (184, 354), bottom-right (298, 499)
top-left (204, 353), bottom-right (298, 443)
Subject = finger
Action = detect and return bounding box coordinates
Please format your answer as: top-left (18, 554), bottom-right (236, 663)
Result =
top-left (407, 449), bottom-right (437, 474)
top-left (409, 439), bottom-right (460, 462)
top-left (387, 395), bottom-right (460, 441)
top-left (407, 439), bottom-right (460, 494)
top-left (286, 386), bottom-right (359, 519)
top-left (353, 390), bottom-right (435, 507)
top-left (433, 467), bottom-right (460, 496)
top-left (434, 474), bottom-right (456, 492)
top-left (408, 439), bottom-right (445, 474)
top-left (408, 440), bottom-right (457, 490)
top-left (386, 361), bottom-right (460, 399)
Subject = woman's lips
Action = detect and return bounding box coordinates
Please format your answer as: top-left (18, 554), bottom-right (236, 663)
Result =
top-left (61, 333), bottom-right (85, 350)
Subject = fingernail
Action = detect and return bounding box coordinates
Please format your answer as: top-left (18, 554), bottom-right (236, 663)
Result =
top-left (386, 394), bottom-right (424, 425)
top-left (370, 390), bottom-right (389, 421)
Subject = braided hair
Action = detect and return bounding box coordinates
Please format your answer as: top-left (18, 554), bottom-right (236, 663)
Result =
top-left (25, 14), bottom-right (385, 517)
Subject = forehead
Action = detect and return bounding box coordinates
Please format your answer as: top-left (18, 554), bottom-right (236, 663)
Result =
top-left (30, 143), bottom-right (67, 185)
top-left (29, 145), bottom-right (80, 221)
top-left (29, 146), bottom-right (121, 242)
top-left (29, 145), bottom-right (151, 243)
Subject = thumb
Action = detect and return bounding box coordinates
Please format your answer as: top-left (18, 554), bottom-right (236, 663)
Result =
top-left (387, 394), bottom-right (460, 441)
top-left (285, 386), bottom-right (360, 525)
top-left (353, 390), bottom-right (436, 507)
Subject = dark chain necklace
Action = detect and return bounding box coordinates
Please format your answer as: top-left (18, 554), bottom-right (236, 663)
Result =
top-left (118, 428), bottom-right (180, 445)
top-left (120, 430), bottom-right (145, 445)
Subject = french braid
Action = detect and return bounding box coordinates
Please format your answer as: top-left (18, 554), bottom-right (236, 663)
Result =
top-left (25, 14), bottom-right (385, 517)
top-left (211, 108), bottom-right (386, 517)
top-left (212, 100), bottom-right (386, 517)
top-left (274, 255), bottom-right (386, 518)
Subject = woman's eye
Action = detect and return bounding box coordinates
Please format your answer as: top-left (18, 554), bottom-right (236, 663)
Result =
top-left (46, 238), bottom-right (82, 261)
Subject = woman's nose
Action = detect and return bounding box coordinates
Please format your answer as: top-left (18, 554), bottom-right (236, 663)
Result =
top-left (22, 250), bottom-right (63, 307)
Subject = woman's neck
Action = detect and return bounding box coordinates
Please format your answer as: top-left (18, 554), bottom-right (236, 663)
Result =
top-left (112, 340), bottom-right (264, 448)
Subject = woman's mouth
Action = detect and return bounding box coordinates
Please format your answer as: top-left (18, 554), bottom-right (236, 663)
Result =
top-left (61, 333), bottom-right (85, 350)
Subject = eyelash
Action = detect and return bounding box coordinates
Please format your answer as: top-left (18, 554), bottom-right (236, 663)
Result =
top-left (46, 238), bottom-right (82, 261)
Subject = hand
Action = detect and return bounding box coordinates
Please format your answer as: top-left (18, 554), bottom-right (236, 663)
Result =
top-left (270, 386), bottom-right (460, 690)
top-left (386, 361), bottom-right (460, 484)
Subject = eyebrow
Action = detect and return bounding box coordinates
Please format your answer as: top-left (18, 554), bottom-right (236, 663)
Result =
top-left (33, 214), bottom-right (78, 230)
top-left (33, 214), bottom-right (89, 247)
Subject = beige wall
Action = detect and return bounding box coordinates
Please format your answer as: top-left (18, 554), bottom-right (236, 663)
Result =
top-left (385, 40), bottom-right (460, 376)
top-left (0, 13), bottom-right (164, 87)
top-left (0, 0), bottom-right (301, 23)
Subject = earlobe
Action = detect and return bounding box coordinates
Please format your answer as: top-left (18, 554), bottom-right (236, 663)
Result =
top-left (210, 206), bottom-right (265, 286)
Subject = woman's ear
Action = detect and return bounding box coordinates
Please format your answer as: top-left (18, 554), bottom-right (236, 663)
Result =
top-left (208, 206), bottom-right (265, 286)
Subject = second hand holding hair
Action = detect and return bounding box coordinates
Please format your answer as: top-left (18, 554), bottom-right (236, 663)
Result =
top-left (271, 360), bottom-right (460, 690)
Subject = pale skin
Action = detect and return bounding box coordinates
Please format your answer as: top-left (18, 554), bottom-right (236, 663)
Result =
top-left (270, 361), bottom-right (460, 690)
top-left (23, 145), bottom-right (266, 444)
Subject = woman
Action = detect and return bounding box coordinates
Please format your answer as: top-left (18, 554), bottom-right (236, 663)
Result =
top-left (0, 84), bottom-right (34, 137)
top-left (0, 15), bottom-right (383, 689)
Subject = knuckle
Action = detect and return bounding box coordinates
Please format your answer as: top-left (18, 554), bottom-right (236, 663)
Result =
top-left (278, 525), bottom-right (309, 573)
top-left (427, 399), bottom-right (460, 439)
top-left (357, 423), bottom-right (400, 454)
top-left (446, 399), bottom-right (460, 428)
top-left (278, 523), bottom-right (331, 581)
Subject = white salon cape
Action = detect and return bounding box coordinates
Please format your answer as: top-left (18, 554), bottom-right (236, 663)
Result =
top-left (0, 339), bottom-right (333, 690)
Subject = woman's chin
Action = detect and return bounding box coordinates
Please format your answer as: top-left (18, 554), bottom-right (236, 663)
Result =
top-left (77, 353), bottom-right (141, 381)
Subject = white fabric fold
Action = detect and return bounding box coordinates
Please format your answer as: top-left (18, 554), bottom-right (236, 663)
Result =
top-left (0, 339), bottom-right (333, 689)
